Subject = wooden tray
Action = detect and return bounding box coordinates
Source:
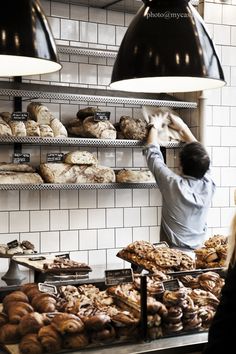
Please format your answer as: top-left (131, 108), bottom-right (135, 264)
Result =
top-left (12, 254), bottom-right (92, 274)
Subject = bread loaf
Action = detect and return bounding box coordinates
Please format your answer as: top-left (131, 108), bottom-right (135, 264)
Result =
top-left (66, 118), bottom-right (85, 137)
top-left (83, 116), bottom-right (116, 139)
top-left (0, 116), bottom-right (12, 136)
top-left (39, 124), bottom-right (54, 137)
top-left (9, 121), bottom-right (27, 137)
top-left (76, 107), bottom-right (100, 120)
top-left (25, 120), bottom-right (40, 137)
top-left (27, 102), bottom-right (52, 125)
top-left (0, 172), bottom-right (44, 184)
top-left (40, 163), bottom-right (115, 183)
top-left (116, 169), bottom-right (155, 183)
top-left (64, 151), bottom-right (98, 165)
top-left (0, 163), bottom-right (35, 172)
top-left (0, 323), bottom-right (21, 344)
top-left (50, 118), bottom-right (68, 138)
top-left (118, 116), bottom-right (148, 140)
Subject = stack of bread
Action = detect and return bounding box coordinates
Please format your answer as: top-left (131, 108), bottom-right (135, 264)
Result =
top-left (115, 115), bottom-right (148, 140)
top-left (116, 169), bottom-right (155, 183)
top-left (39, 150), bottom-right (115, 184)
top-left (0, 102), bottom-right (67, 138)
top-left (67, 107), bottom-right (117, 139)
top-left (194, 235), bottom-right (228, 269)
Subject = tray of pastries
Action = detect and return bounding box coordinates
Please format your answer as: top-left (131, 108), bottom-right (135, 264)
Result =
top-left (12, 254), bottom-right (92, 274)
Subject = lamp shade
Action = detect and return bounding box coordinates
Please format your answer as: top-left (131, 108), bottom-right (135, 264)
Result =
top-left (110, 0), bottom-right (225, 93)
top-left (0, 0), bottom-right (61, 76)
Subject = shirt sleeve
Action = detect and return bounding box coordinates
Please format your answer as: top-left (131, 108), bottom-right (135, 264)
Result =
top-left (143, 144), bottom-right (177, 190)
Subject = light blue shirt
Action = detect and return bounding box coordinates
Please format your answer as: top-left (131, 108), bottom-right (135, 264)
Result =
top-left (144, 144), bottom-right (216, 250)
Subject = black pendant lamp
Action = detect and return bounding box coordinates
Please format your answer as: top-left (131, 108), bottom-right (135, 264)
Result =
top-left (0, 0), bottom-right (61, 76)
top-left (110, 0), bottom-right (225, 93)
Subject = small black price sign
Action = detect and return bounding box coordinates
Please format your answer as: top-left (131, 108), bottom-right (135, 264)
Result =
top-left (94, 111), bottom-right (110, 122)
top-left (153, 241), bottom-right (169, 248)
top-left (11, 112), bottom-right (29, 121)
top-left (38, 283), bottom-right (57, 295)
top-left (105, 268), bottom-right (134, 286)
top-left (13, 153), bottom-right (30, 164)
top-left (163, 279), bottom-right (181, 291)
top-left (47, 153), bottom-right (64, 163)
top-left (7, 239), bottom-right (19, 249)
top-left (55, 253), bottom-right (70, 259)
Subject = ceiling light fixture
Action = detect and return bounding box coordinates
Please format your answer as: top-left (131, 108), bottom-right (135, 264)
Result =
top-left (110, 0), bottom-right (225, 93)
top-left (0, 0), bottom-right (61, 77)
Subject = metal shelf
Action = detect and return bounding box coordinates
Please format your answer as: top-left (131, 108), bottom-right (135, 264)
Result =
top-left (0, 136), bottom-right (184, 148)
top-left (0, 183), bottom-right (157, 191)
top-left (58, 45), bottom-right (117, 58)
top-left (0, 81), bottom-right (197, 109)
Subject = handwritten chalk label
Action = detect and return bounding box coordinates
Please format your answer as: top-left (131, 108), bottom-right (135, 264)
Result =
top-left (13, 153), bottom-right (30, 164)
top-left (47, 153), bottom-right (64, 162)
top-left (55, 253), bottom-right (70, 259)
top-left (7, 240), bottom-right (19, 249)
top-left (105, 268), bottom-right (134, 286)
top-left (38, 283), bottom-right (57, 295)
top-left (94, 111), bottom-right (110, 122)
top-left (11, 112), bottom-right (29, 121)
top-left (163, 279), bottom-right (181, 291)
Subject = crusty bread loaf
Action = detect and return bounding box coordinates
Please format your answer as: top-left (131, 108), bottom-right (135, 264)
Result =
top-left (118, 116), bottom-right (148, 140)
top-left (83, 116), bottom-right (116, 139)
top-left (9, 121), bottom-right (27, 137)
top-left (50, 118), bottom-right (68, 138)
top-left (25, 120), bottom-right (40, 137)
top-left (0, 116), bottom-right (12, 136)
top-left (76, 107), bottom-right (100, 121)
top-left (64, 151), bottom-right (97, 165)
top-left (40, 163), bottom-right (115, 183)
top-left (116, 169), bottom-right (155, 183)
top-left (39, 124), bottom-right (54, 137)
top-left (27, 102), bottom-right (52, 125)
top-left (0, 172), bottom-right (44, 184)
top-left (66, 118), bottom-right (85, 137)
top-left (0, 163), bottom-right (35, 172)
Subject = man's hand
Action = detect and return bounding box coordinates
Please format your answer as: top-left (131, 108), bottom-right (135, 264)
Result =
top-left (168, 113), bottom-right (187, 132)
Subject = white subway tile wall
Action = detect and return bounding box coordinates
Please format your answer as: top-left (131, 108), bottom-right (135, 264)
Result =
top-left (0, 1), bottom-right (235, 279)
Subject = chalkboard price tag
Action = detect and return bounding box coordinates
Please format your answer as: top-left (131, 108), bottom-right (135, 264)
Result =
top-left (13, 153), bottom-right (30, 164)
top-left (55, 253), bottom-right (70, 259)
top-left (163, 279), bottom-right (181, 291)
top-left (105, 268), bottom-right (134, 286)
top-left (11, 112), bottom-right (29, 121)
top-left (7, 240), bottom-right (19, 249)
top-left (47, 153), bottom-right (64, 162)
top-left (38, 283), bottom-right (57, 295)
top-left (153, 241), bottom-right (169, 248)
top-left (94, 111), bottom-right (110, 122)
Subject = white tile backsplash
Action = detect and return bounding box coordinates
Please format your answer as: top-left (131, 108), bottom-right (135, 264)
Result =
top-left (115, 227), bottom-right (132, 248)
top-left (61, 19), bottom-right (80, 41)
top-left (88, 209), bottom-right (106, 229)
top-left (0, 212), bottom-right (9, 234)
top-left (124, 208), bottom-right (140, 227)
top-left (41, 191), bottom-right (60, 210)
top-left (10, 211), bottom-right (29, 233)
top-left (107, 208), bottom-right (123, 228)
top-left (50, 210), bottom-right (69, 230)
top-left (70, 209), bottom-right (87, 230)
top-left (80, 22), bottom-right (97, 43)
top-left (30, 211), bottom-right (50, 232)
top-left (132, 227), bottom-right (149, 242)
top-left (41, 231), bottom-right (60, 253)
top-left (133, 189), bottom-right (149, 207)
top-left (60, 230), bottom-right (79, 251)
top-left (98, 229), bottom-right (115, 249)
top-left (79, 229), bottom-right (97, 250)
top-left (141, 207), bottom-right (158, 227)
top-left (0, 191), bottom-right (19, 211)
top-left (98, 24), bottom-right (116, 45)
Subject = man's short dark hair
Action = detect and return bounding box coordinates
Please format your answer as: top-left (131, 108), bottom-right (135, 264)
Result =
top-left (179, 142), bottom-right (210, 179)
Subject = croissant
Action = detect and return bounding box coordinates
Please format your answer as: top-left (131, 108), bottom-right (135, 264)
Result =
top-left (19, 333), bottom-right (43, 354)
top-left (21, 283), bottom-right (39, 295)
top-left (7, 301), bottom-right (34, 324)
top-left (19, 312), bottom-right (50, 336)
top-left (3, 290), bottom-right (29, 311)
top-left (0, 323), bottom-right (21, 344)
top-left (31, 293), bottom-right (57, 313)
top-left (24, 287), bottom-right (41, 301)
top-left (38, 325), bottom-right (62, 353)
top-left (51, 313), bottom-right (84, 334)
top-left (90, 324), bottom-right (116, 343)
top-left (63, 333), bottom-right (89, 349)
top-left (84, 314), bottom-right (110, 331)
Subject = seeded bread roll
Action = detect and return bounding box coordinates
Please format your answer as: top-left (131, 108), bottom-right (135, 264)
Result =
top-left (83, 116), bottom-right (116, 139)
top-left (39, 124), bottom-right (54, 137)
top-left (9, 121), bottom-right (27, 137)
top-left (64, 151), bottom-right (98, 165)
top-left (0, 116), bottom-right (12, 136)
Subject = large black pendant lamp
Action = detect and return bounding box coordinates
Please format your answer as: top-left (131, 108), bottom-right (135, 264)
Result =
top-left (0, 0), bottom-right (61, 76)
top-left (110, 0), bottom-right (225, 93)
